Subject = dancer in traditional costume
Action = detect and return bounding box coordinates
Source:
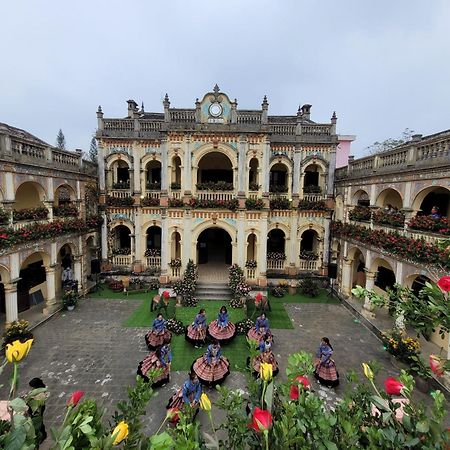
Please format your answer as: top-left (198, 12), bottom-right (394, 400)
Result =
top-left (251, 333), bottom-right (279, 377)
top-left (192, 341), bottom-right (230, 386)
top-left (208, 306), bottom-right (236, 343)
top-left (247, 313), bottom-right (272, 342)
top-left (167, 371), bottom-right (202, 412)
top-left (137, 341), bottom-right (172, 386)
top-left (314, 337), bottom-right (339, 387)
top-left (186, 308), bottom-right (207, 347)
top-left (145, 313), bottom-right (172, 350)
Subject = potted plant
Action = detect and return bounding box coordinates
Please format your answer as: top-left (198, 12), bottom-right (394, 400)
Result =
top-left (407, 355), bottom-right (433, 393)
top-left (63, 290), bottom-right (78, 311)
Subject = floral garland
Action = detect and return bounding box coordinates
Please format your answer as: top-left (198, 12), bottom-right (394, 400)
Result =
top-left (245, 198), bottom-right (264, 210)
top-left (269, 197), bottom-right (291, 210)
top-left (53, 204), bottom-right (79, 217)
top-left (107, 196), bottom-right (134, 207)
top-left (373, 209), bottom-right (405, 228)
top-left (298, 200), bottom-right (328, 211)
top-left (141, 197), bottom-right (160, 207)
top-left (189, 198), bottom-right (239, 211)
top-left (349, 206), bottom-right (371, 221)
top-left (168, 198), bottom-right (184, 208)
top-left (195, 181), bottom-right (234, 191)
top-left (13, 207), bottom-right (48, 222)
top-left (409, 215), bottom-right (450, 235)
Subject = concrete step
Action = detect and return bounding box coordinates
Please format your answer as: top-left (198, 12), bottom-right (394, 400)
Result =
top-left (195, 283), bottom-right (232, 300)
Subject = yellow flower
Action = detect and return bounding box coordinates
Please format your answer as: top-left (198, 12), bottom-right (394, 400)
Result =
top-left (5, 339), bottom-right (34, 363)
top-left (362, 363), bottom-right (374, 380)
top-left (260, 362), bottom-right (273, 381)
top-left (112, 421), bottom-right (129, 445)
top-left (199, 392), bottom-right (212, 411)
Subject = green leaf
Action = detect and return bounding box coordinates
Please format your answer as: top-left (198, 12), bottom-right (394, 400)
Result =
top-left (416, 420), bottom-right (429, 433)
top-left (9, 398), bottom-right (28, 413)
top-left (264, 381), bottom-right (274, 412)
top-left (371, 396), bottom-right (389, 411)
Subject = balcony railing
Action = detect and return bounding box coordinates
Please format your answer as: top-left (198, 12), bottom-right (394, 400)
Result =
top-left (197, 191), bottom-right (234, 201)
top-left (246, 267), bottom-right (257, 279)
top-left (11, 218), bottom-right (49, 231)
top-left (145, 191), bottom-right (161, 199)
top-left (170, 266), bottom-right (182, 278)
top-left (112, 255), bottom-right (132, 266)
top-left (110, 190), bottom-right (131, 198)
top-left (146, 256), bottom-right (161, 268)
top-left (299, 259), bottom-right (320, 271)
top-left (267, 259), bottom-right (285, 270)
top-left (302, 193), bottom-right (326, 202)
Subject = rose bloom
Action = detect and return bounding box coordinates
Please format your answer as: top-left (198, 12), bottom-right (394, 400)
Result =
top-left (437, 276), bottom-right (450, 292)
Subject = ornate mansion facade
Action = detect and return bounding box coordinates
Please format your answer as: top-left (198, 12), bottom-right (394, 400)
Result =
top-left (97, 86), bottom-right (347, 285)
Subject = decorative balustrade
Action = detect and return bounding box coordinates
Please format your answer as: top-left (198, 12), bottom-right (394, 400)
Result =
top-left (269, 192), bottom-right (289, 200)
top-left (302, 193), bottom-right (326, 202)
top-left (103, 119), bottom-right (134, 132)
top-left (267, 259), bottom-right (285, 270)
top-left (269, 124), bottom-right (296, 135)
top-left (237, 112), bottom-right (262, 124)
top-left (171, 266), bottom-right (182, 278)
top-left (407, 230), bottom-right (441, 246)
top-left (197, 191), bottom-right (235, 201)
top-left (248, 191), bottom-right (259, 200)
top-left (11, 219), bottom-right (49, 231)
top-left (110, 190), bottom-right (131, 198)
top-left (246, 267), bottom-right (257, 279)
top-left (378, 150), bottom-right (408, 168)
top-left (170, 191), bottom-right (182, 200)
top-left (302, 125), bottom-right (331, 135)
top-left (52, 150), bottom-right (79, 166)
top-left (299, 259), bottom-right (320, 271)
top-left (145, 191), bottom-right (161, 199)
top-left (11, 141), bottom-right (46, 159)
top-left (108, 207), bottom-right (133, 220)
top-left (140, 120), bottom-right (162, 132)
top-left (112, 255), bottom-right (132, 266)
top-left (146, 256), bottom-right (161, 268)
top-left (170, 110), bottom-right (195, 123)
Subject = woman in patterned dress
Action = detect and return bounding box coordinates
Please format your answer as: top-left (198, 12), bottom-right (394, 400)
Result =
top-left (247, 313), bottom-right (272, 342)
top-left (145, 313), bottom-right (172, 350)
top-left (314, 337), bottom-right (339, 387)
top-left (186, 308), bottom-right (207, 347)
top-left (251, 333), bottom-right (279, 377)
top-left (208, 306), bottom-right (236, 343)
top-left (137, 341), bottom-right (172, 387)
top-left (192, 340), bottom-right (230, 386)
top-left (166, 371), bottom-right (202, 412)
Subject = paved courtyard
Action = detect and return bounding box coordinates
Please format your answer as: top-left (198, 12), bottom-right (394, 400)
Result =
top-left (0, 295), bottom-right (448, 446)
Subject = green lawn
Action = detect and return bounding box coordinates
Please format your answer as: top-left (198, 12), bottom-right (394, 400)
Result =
top-left (87, 287), bottom-right (337, 371)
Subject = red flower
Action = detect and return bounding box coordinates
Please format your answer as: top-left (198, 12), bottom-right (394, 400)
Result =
top-left (162, 291), bottom-right (170, 299)
top-left (67, 390), bottom-right (84, 407)
top-left (430, 355), bottom-right (445, 377)
top-left (255, 292), bottom-right (263, 302)
top-left (384, 377), bottom-right (404, 395)
top-left (166, 407), bottom-right (180, 424)
top-left (289, 375), bottom-right (311, 400)
top-left (437, 276), bottom-right (450, 293)
top-left (250, 407), bottom-right (272, 432)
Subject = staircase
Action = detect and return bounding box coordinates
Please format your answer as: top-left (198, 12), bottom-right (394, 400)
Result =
top-left (195, 282), bottom-right (232, 301)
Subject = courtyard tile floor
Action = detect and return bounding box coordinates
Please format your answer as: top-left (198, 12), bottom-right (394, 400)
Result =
top-left (0, 295), bottom-right (448, 447)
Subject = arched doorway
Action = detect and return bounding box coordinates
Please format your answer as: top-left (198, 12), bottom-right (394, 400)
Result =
top-left (248, 158), bottom-right (259, 191)
top-left (269, 163), bottom-right (288, 193)
top-left (112, 160), bottom-right (130, 188)
top-left (197, 228), bottom-right (232, 266)
top-left (413, 187), bottom-right (450, 218)
top-left (376, 188), bottom-right (403, 210)
top-left (146, 160), bottom-right (162, 190)
top-left (197, 152), bottom-right (234, 186)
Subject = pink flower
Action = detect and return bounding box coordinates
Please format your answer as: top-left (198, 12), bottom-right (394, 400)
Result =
top-left (384, 377), bottom-right (404, 395)
top-left (371, 398), bottom-right (409, 423)
top-left (67, 391), bottom-right (84, 407)
top-left (437, 276), bottom-right (450, 292)
top-left (430, 354), bottom-right (445, 377)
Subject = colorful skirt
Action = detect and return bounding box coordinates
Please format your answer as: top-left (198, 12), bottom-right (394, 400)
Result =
top-left (167, 389), bottom-right (199, 416)
top-left (208, 320), bottom-right (236, 343)
top-left (185, 325), bottom-right (207, 346)
top-left (145, 329), bottom-right (172, 350)
top-left (137, 352), bottom-right (170, 387)
top-left (314, 360), bottom-right (339, 387)
top-left (247, 327), bottom-right (272, 342)
top-left (251, 352), bottom-right (279, 377)
top-left (192, 356), bottom-right (230, 386)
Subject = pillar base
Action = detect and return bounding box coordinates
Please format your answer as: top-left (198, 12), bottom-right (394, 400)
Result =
top-left (43, 300), bottom-right (60, 316)
top-left (132, 261), bottom-right (143, 273)
top-left (159, 274), bottom-right (169, 284)
top-left (361, 306), bottom-right (376, 320)
top-left (257, 277), bottom-right (268, 287)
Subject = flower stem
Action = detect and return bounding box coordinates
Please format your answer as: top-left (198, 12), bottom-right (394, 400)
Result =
top-left (208, 411), bottom-right (218, 443)
top-left (155, 416), bottom-right (167, 435)
top-left (261, 381), bottom-right (267, 409)
top-left (9, 362), bottom-right (18, 400)
top-left (264, 429), bottom-right (269, 450)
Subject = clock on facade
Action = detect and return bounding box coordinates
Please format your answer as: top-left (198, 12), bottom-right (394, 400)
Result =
top-left (209, 102), bottom-right (223, 117)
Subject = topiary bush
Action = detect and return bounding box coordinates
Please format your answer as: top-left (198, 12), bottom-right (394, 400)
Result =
top-left (271, 286), bottom-right (287, 298)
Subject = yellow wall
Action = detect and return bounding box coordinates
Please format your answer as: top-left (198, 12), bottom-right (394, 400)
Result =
top-left (15, 183), bottom-right (42, 209)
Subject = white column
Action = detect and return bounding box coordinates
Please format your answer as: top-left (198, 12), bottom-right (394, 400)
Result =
top-left (292, 149), bottom-right (301, 196)
top-left (74, 256), bottom-right (82, 292)
top-left (289, 217), bottom-right (297, 267)
top-left (369, 185), bottom-right (377, 206)
top-left (322, 217), bottom-right (331, 265)
top-left (161, 139), bottom-right (168, 191)
top-left (238, 137), bottom-right (246, 194)
top-left (134, 210), bottom-right (142, 262)
top-left (101, 212), bottom-right (108, 260)
top-left (98, 143), bottom-right (106, 192)
top-left (262, 139), bottom-right (270, 193)
top-left (259, 213), bottom-right (268, 274)
top-left (327, 149), bottom-right (336, 197)
top-left (161, 213), bottom-right (169, 275)
top-left (5, 172), bottom-right (14, 201)
top-left (362, 270), bottom-right (377, 319)
top-left (183, 136), bottom-right (192, 193)
top-left (341, 259), bottom-right (353, 296)
top-left (44, 266), bottom-right (57, 313)
top-left (46, 178), bottom-right (54, 202)
top-left (133, 144), bottom-right (141, 194)
top-left (237, 212), bottom-right (245, 267)
top-left (4, 282), bottom-right (18, 324)
top-left (182, 210), bottom-right (192, 268)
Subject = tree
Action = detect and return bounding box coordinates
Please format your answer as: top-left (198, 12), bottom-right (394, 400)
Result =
top-left (56, 129), bottom-right (66, 150)
top-left (89, 136), bottom-right (98, 163)
top-left (365, 128), bottom-right (415, 155)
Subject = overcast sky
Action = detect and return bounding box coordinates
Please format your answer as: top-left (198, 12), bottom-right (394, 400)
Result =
top-left (1, 0), bottom-right (449, 157)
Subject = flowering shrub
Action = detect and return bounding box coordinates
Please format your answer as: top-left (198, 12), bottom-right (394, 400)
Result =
top-left (148, 278), bottom-right (160, 290)
top-left (169, 258), bottom-right (182, 268)
top-left (408, 215), bottom-right (450, 235)
top-left (228, 264), bottom-right (249, 307)
top-left (373, 209), bottom-right (405, 227)
top-left (114, 247), bottom-right (131, 255)
top-left (109, 280), bottom-right (124, 292)
top-left (146, 181), bottom-right (161, 190)
top-left (245, 198), bottom-right (264, 210)
top-left (303, 185), bottom-right (322, 194)
top-left (145, 248), bottom-right (160, 257)
top-left (107, 195), bottom-right (134, 206)
top-left (349, 206), bottom-right (371, 221)
top-left (166, 318), bottom-right (185, 334)
top-left (269, 184), bottom-right (288, 193)
top-left (269, 197), bottom-right (291, 210)
top-left (141, 197), bottom-right (160, 207)
top-left (381, 330), bottom-right (420, 363)
top-left (53, 204), bottom-right (79, 217)
top-left (271, 285), bottom-right (287, 298)
top-left (236, 318), bottom-right (254, 334)
top-left (298, 200), bottom-right (328, 211)
top-left (245, 259), bottom-right (257, 269)
top-left (267, 252), bottom-right (286, 261)
top-left (112, 180), bottom-right (130, 189)
top-left (174, 259), bottom-right (198, 307)
top-left (331, 221), bottom-right (450, 268)
top-left (299, 250), bottom-right (319, 260)
top-left (196, 181), bottom-right (234, 191)
top-left (0, 209), bottom-right (9, 225)
top-left (249, 182), bottom-right (260, 191)
top-left (13, 207), bottom-right (48, 222)
top-left (189, 198), bottom-right (239, 211)
top-left (168, 197), bottom-right (184, 207)
top-left (298, 278), bottom-right (319, 297)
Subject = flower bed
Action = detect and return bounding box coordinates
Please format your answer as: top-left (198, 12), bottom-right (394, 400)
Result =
top-left (0, 216), bottom-right (102, 251)
top-left (106, 195), bottom-right (134, 207)
top-left (168, 198), bottom-right (184, 207)
top-left (13, 207), bottom-right (48, 222)
top-left (196, 181), bottom-right (233, 191)
top-left (381, 330), bottom-right (420, 364)
top-left (189, 198), bottom-right (239, 211)
top-left (269, 197), bottom-right (291, 210)
top-left (141, 197), bottom-right (160, 207)
top-left (349, 206), bottom-right (371, 221)
top-left (331, 221), bottom-right (450, 268)
top-left (373, 209), bottom-right (405, 228)
top-left (53, 204), bottom-right (79, 217)
top-left (245, 198), bottom-right (264, 210)
top-left (298, 200), bottom-right (328, 211)
top-left (408, 215), bottom-right (450, 235)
